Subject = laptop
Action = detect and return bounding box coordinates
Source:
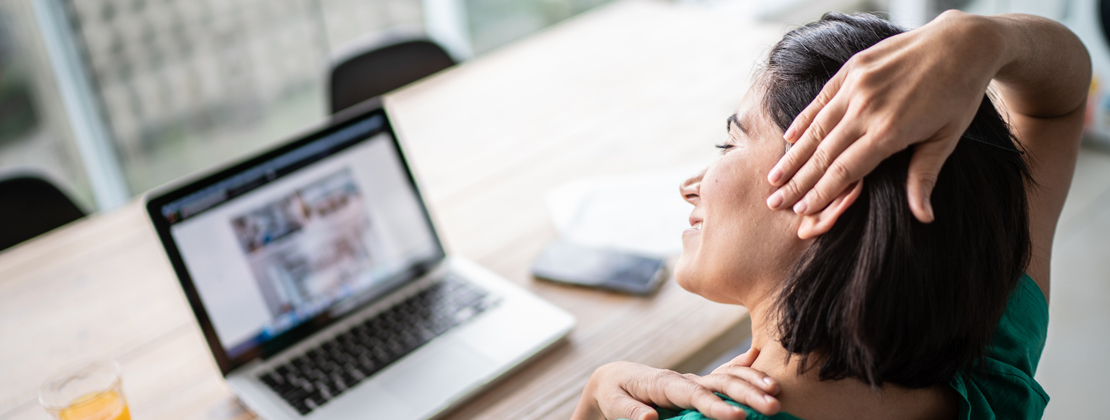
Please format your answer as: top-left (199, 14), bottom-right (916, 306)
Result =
top-left (145, 98), bottom-right (575, 420)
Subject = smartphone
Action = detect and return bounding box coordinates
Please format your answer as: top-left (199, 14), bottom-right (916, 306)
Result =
top-left (531, 239), bottom-right (667, 295)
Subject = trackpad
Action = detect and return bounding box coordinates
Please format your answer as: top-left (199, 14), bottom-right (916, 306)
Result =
top-left (382, 339), bottom-right (498, 412)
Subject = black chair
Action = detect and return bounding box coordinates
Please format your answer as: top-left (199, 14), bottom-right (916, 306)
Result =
top-left (0, 174), bottom-right (85, 251)
top-left (328, 37), bottom-right (456, 114)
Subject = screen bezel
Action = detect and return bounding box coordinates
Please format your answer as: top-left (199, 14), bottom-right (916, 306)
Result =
top-left (145, 98), bottom-right (446, 375)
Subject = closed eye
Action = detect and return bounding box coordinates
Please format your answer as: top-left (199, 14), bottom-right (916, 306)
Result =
top-left (715, 143), bottom-right (734, 153)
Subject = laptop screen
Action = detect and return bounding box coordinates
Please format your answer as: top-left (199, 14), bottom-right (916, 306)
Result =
top-left (151, 109), bottom-right (443, 369)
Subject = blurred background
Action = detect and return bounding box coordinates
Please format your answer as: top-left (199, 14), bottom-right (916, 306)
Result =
top-left (1, 0), bottom-right (1095, 213)
top-left (1, 1), bottom-right (1108, 418)
top-left (0, 0), bottom-right (615, 211)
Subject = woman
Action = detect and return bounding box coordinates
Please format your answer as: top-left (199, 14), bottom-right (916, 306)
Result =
top-left (573, 10), bottom-right (1087, 420)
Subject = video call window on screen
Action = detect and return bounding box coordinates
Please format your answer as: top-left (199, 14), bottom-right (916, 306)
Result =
top-left (161, 122), bottom-right (439, 358)
top-left (230, 168), bottom-right (392, 337)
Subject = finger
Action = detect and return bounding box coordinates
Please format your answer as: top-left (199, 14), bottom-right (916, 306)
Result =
top-left (774, 117), bottom-right (864, 214)
top-left (795, 135), bottom-right (890, 216)
top-left (660, 375), bottom-right (746, 420)
top-left (695, 374), bottom-right (780, 416)
top-left (783, 68), bottom-right (849, 144)
top-left (732, 347), bottom-right (760, 368)
top-left (600, 393), bottom-right (660, 420)
top-left (711, 347), bottom-right (760, 376)
top-left (906, 137), bottom-right (957, 223)
top-left (767, 94), bottom-right (850, 192)
top-left (712, 365), bottom-right (780, 395)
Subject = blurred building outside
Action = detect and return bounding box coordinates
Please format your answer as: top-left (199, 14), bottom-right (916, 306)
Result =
top-left (0, 0), bottom-right (93, 208)
top-left (0, 0), bottom-right (1087, 213)
top-left (0, 0), bottom-right (614, 212)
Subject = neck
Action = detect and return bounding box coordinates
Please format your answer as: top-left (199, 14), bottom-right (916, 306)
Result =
top-left (744, 295), bottom-right (808, 379)
top-left (740, 294), bottom-right (961, 420)
top-left (745, 295), bottom-right (776, 349)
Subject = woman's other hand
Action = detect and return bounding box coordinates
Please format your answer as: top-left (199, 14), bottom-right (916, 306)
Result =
top-left (765, 10), bottom-right (1003, 224)
top-left (571, 348), bottom-right (780, 420)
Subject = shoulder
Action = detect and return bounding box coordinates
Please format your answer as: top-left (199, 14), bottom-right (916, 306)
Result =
top-left (948, 273), bottom-right (1051, 419)
top-left (985, 273), bottom-right (1049, 376)
top-left (652, 395), bottom-right (805, 420)
top-left (952, 361), bottom-right (1049, 420)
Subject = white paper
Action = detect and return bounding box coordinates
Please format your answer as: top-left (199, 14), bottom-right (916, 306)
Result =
top-left (545, 167), bottom-right (700, 257)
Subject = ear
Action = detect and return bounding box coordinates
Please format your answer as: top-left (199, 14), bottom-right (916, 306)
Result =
top-left (797, 180), bottom-right (864, 240)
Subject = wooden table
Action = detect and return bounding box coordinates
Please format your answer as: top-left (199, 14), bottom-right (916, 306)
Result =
top-left (0, 2), bottom-right (784, 418)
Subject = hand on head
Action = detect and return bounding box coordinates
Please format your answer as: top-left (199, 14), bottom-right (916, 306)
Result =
top-left (765, 11), bottom-right (1003, 226)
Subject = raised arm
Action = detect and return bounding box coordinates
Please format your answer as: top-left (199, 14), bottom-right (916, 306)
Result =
top-left (988, 13), bottom-right (1089, 296)
top-left (764, 11), bottom-right (1090, 299)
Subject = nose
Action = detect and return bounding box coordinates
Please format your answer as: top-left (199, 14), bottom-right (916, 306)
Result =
top-left (681, 168), bottom-right (705, 205)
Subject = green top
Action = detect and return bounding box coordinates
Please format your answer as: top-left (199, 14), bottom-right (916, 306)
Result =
top-left (651, 273), bottom-right (1049, 420)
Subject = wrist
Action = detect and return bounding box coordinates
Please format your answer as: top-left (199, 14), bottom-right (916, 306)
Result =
top-left (937, 11), bottom-right (1011, 82)
top-left (974, 14), bottom-right (1023, 79)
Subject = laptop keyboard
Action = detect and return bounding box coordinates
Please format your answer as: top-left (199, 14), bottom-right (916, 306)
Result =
top-left (258, 275), bottom-right (493, 415)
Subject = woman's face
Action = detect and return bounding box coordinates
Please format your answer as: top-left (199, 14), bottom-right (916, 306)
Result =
top-left (675, 88), bottom-right (808, 306)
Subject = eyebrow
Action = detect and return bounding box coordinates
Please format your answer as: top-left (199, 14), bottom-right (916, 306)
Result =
top-left (727, 114), bottom-right (746, 134)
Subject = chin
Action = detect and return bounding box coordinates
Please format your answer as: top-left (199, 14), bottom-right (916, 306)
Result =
top-left (673, 258), bottom-right (748, 305)
top-left (673, 255), bottom-right (694, 291)
top-left (674, 246), bottom-right (715, 297)
top-left (674, 273), bottom-right (696, 294)
top-left (672, 259), bottom-right (711, 298)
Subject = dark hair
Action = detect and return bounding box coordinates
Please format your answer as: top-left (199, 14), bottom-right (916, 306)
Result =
top-left (761, 12), bottom-right (1032, 388)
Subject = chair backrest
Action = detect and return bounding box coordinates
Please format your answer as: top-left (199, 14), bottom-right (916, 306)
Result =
top-left (328, 38), bottom-right (456, 114)
top-left (0, 175), bottom-right (85, 251)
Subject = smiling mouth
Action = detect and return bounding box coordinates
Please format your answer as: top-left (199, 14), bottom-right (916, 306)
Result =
top-left (691, 222), bottom-right (702, 230)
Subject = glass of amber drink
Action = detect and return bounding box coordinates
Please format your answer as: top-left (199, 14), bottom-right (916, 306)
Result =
top-left (39, 359), bottom-right (130, 420)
